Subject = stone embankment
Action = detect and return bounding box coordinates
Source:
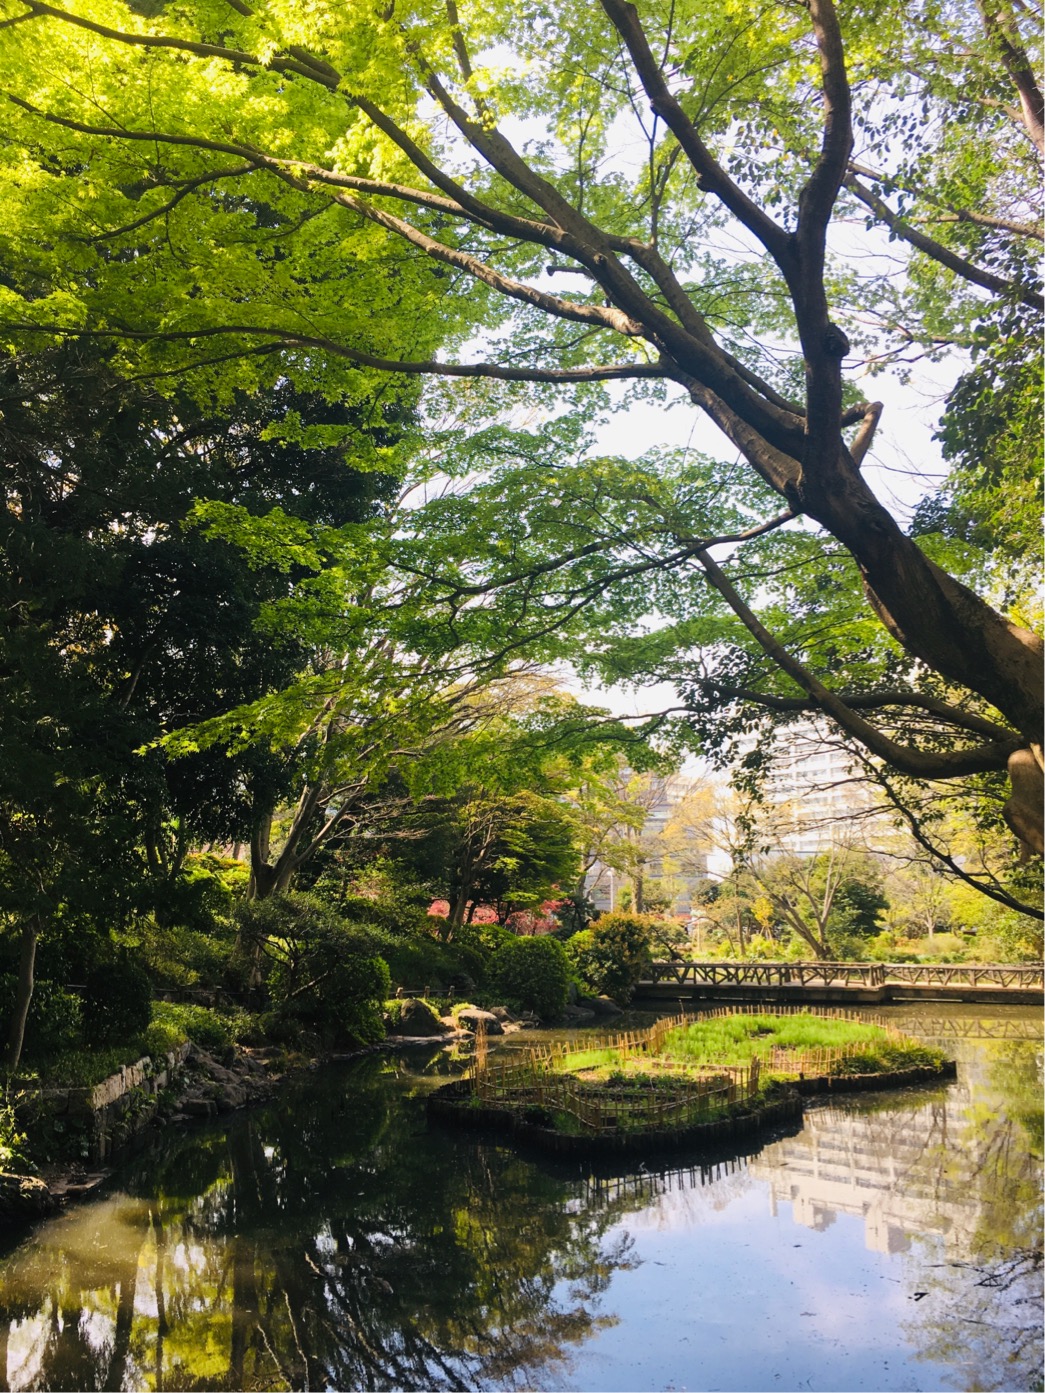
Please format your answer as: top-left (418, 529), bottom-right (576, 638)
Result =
top-left (2, 1042), bottom-right (279, 1233)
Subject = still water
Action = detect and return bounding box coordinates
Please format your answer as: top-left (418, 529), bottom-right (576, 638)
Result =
top-left (0, 1005), bottom-right (1041, 1393)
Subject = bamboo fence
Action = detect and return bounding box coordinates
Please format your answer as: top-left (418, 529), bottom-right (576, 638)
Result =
top-left (468, 1004), bottom-right (909, 1134)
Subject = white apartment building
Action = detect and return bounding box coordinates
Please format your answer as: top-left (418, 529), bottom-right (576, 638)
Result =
top-left (705, 718), bottom-right (886, 873)
top-left (585, 772), bottom-right (711, 916)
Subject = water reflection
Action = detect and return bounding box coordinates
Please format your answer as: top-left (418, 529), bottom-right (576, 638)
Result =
top-left (1, 1053), bottom-right (645, 1391)
top-left (0, 1012), bottom-right (1041, 1393)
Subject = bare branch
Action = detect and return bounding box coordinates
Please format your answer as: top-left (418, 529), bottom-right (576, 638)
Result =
top-left (866, 760), bottom-right (1044, 918)
top-left (848, 400), bottom-right (883, 467)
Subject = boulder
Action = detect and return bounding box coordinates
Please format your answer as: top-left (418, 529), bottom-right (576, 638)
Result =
top-left (562, 1004), bottom-right (596, 1024)
top-left (584, 995), bottom-right (624, 1017)
top-left (181, 1096), bottom-right (217, 1118)
top-left (489, 1006), bottom-right (513, 1022)
top-left (455, 1008), bottom-right (504, 1036)
top-left (0, 1172), bottom-right (56, 1228)
top-left (387, 998), bottom-right (451, 1037)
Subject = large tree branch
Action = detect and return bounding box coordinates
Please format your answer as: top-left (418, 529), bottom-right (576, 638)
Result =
top-left (847, 160), bottom-right (1043, 241)
top-left (9, 320), bottom-right (668, 385)
top-left (682, 676), bottom-right (1022, 743)
top-left (692, 547), bottom-right (1022, 778)
top-left (845, 175), bottom-right (1044, 308)
top-left (797, 0), bottom-right (854, 255)
top-left (8, 94), bottom-right (650, 340)
top-left (10, 90), bottom-right (808, 453)
top-left (977, 0), bottom-right (1045, 152)
top-left (408, 46), bottom-right (807, 453)
top-left (598, 0), bottom-right (791, 264)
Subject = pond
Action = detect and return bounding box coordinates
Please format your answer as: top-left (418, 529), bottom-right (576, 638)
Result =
top-left (0, 1003), bottom-right (1041, 1392)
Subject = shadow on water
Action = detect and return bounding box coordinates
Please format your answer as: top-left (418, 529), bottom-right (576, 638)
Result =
top-left (0, 1008), bottom-right (1040, 1393)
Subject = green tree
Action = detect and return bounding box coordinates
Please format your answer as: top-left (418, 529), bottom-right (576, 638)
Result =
top-left (567, 911), bottom-right (655, 1004)
top-left (489, 934), bottom-right (571, 1019)
top-left (0, 342), bottom-right (408, 1065)
top-left (0, 0), bottom-right (1040, 855)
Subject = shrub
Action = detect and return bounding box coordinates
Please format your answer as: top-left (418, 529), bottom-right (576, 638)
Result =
top-left (0, 977), bottom-right (82, 1060)
top-left (81, 956), bottom-right (153, 1046)
top-left (149, 1001), bottom-right (233, 1057)
top-left (154, 854), bottom-right (249, 934)
top-left (567, 912), bottom-right (655, 1004)
top-left (378, 935), bottom-right (483, 995)
top-left (245, 895), bottom-right (392, 1045)
top-left (489, 935), bottom-right (570, 1020)
top-left (138, 916), bottom-right (234, 991)
top-left (0, 1098), bottom-right (29, 1170)
top-left (143, 1016), bottom-right (187, 1058)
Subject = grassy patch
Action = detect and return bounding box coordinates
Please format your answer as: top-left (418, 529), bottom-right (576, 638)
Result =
top-left (16, 1043), bottom-right (156, 1089)
top-left (663, 1013), bottom-right (901, 1067)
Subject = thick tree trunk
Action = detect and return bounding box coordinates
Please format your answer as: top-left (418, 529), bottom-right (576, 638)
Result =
top-left (802, 450), bottom-right (1044, 747)
top-left (5, 920), bottom-right (39, 1073)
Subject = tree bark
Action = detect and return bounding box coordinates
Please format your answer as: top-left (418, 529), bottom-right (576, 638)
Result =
top-left (5, 920), bottom-right (39, 1073)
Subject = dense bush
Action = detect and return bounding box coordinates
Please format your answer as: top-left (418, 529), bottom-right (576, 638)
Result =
top-left (138, 916), bottom-right (235, 990)
top-left (566, 912), bottom-right (656, 1004)
top-left (377, 934), bottom-right (483, 995)
top-left (148, 1000), bottom-right (235, 1057)
top-left (155, 854), bottom-right (249, 933)
top-left (240, 895), bottom-right (391, 1046)
top-left (81, 956), bottom-right (153, 1046)
top-left (0, 977), bottom-right (82, 1060)
top-left (488, 934), bottom-right (570, 1020)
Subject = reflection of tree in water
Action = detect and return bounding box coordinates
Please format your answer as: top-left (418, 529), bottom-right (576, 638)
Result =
top-left (0, 1056), bottom-right (639, 1392)
top-left (901, 1036), bottom-right (1043, 1391)
top-left (745, 1026), bottom-right (1043, 1392)
top-left (906, 1245), bottom-right (1042, 1393)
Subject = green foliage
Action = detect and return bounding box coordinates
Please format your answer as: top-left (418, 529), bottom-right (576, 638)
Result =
top-left (81, 956), bottom-right (153, 1047)
top-left (567, 913), bottom-right (655, 1004)
top-left (21, 1044), bottom-right (153, 1088)
top-left (239, 894), bottom-right (391, 1046)
top-left (158, 855), bottom-right (249, 936)
top-left (664, 1013), bottom-right (945, 1075)
top-left (0, 977), bottom-right (81, 1060)
top-left (143, 1015), bottom-right (188, 1058)
top-left (831, 876), bottom-right (889, 939)
top-left (137, 915), bottom-right (236, 992)
top-left (147, 1001), bottom-right (263, 1057)
top-left (0, 1097), bottom-right (28, 1170)
top-left (488, 935), bottom-right (570, 1020)
top-left (381, 997), bottom-right (444, 1033)
top-left (377, 935), bottom-right (484, 996)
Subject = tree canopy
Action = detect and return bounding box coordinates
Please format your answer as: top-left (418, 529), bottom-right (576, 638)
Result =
top-left (0, 0), bottom-right (1040, 860)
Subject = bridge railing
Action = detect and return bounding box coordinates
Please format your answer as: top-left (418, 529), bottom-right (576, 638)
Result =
top-left (644, 961), bottom-right (885, 988)
top-left (882, 962), bottom-right (1044, 988)
top-left (642, 961), bottom-right (1044, 990)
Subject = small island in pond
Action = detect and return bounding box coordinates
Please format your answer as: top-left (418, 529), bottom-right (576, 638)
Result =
top-left (429, 1010), bottom-right (957, 1157)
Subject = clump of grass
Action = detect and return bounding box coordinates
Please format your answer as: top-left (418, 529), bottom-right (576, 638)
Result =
top-left (23, 1044), bottom-right (154, 1089)
top-left (662, 1013), bottom-right (946, 1077)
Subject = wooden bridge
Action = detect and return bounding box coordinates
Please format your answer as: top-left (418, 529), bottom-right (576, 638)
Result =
top-left (635, 960), bottom-right (1044, 1007)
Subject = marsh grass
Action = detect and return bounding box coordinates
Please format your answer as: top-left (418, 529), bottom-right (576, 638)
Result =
top-left (660, 1013), bottom-right (945, 1076)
